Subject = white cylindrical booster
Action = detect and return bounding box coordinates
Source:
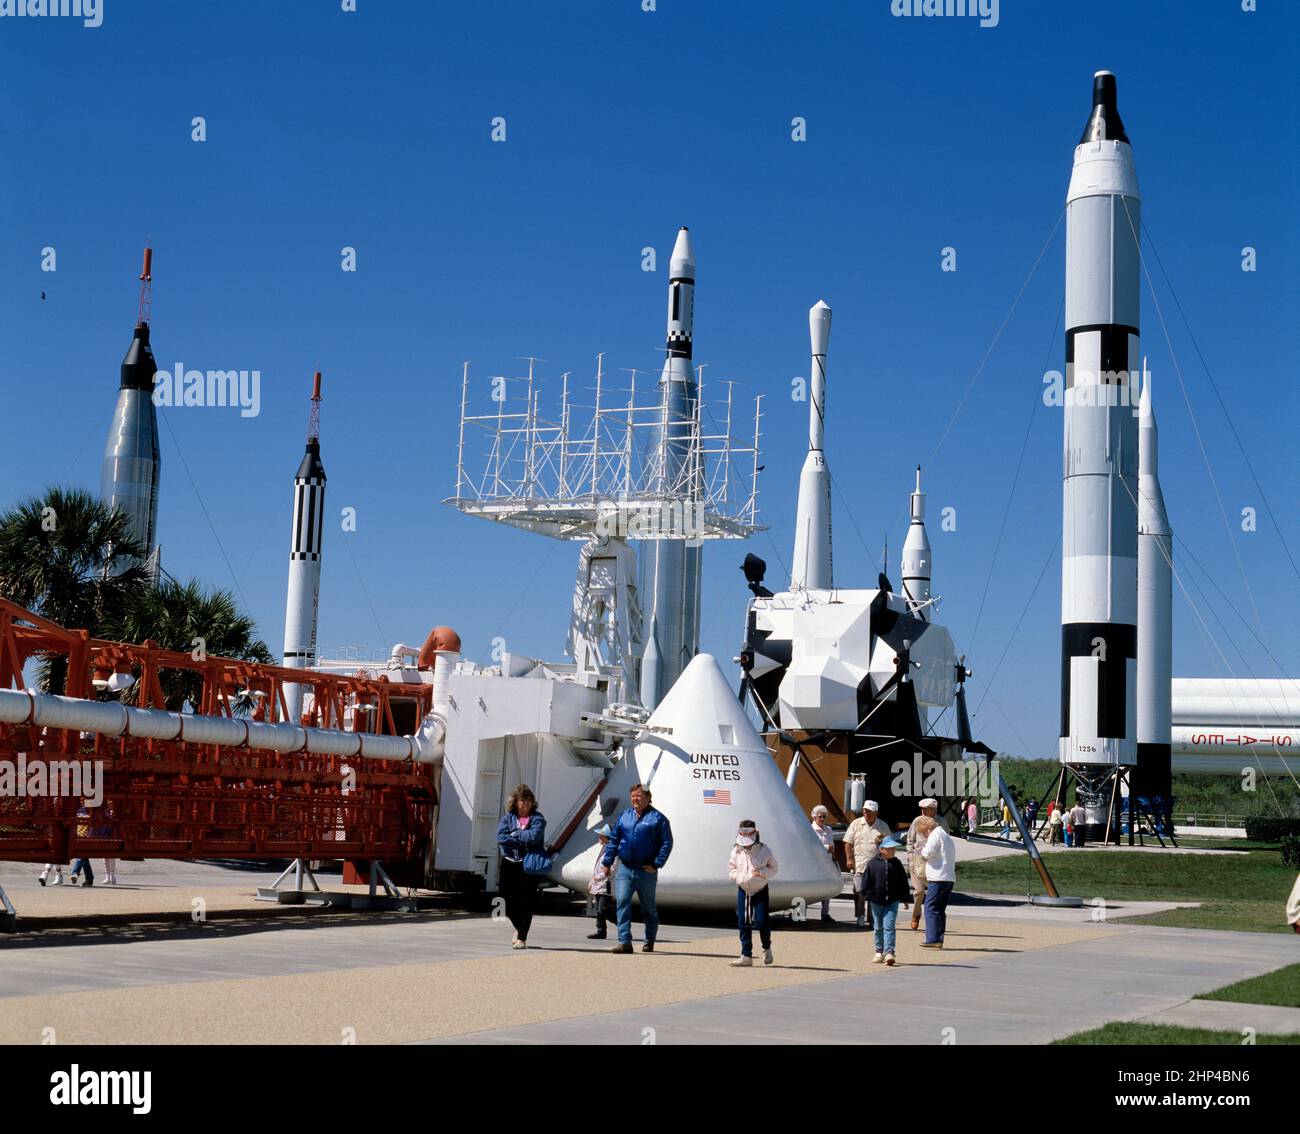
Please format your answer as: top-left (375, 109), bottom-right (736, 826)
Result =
top-left (640, 227), bottom-right (701, 708)
top-left (1060, 71), bottom-right (1141, 768)
top-left (790, 300), bottom-right (833, 591)
top-left (1135, 369), bottom-right (1172, 797)
top-left (282, 436), bottom-right (327, 722)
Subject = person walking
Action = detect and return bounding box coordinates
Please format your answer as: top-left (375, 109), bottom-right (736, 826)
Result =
top-left (603, 783), bottom-right (673, 954)
top-left (907, 815), bottom-right (937, 930)
top-left (919, 818), bottom-right (956, 948)
top-left (102, 859), bottom-right (119, 886)
top-left (810, 804), bottom-right (837, 922)
top-left (864, 835), bottom-right (909, 966)
top-left (728, 819), bottom-right (778, 967)
top-left (999, 799), bottom-right (1013, 840)
top-left (496, 783), bottom-right (548, 949)
top-left (844, 801), bottom-right (890, 928)
top-left (587, 824), bottom-right (617, 940)
top-left (69, 856), bottom-right (94, 887)
top-left (37, 864), bottom-right (64, 886)
top-left (966, 799), bottom-right (978, 835)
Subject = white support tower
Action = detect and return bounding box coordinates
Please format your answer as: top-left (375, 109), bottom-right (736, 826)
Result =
top-left (448, 353), bottom-right (765, 707)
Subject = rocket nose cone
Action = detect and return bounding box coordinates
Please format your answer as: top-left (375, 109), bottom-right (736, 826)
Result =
top-left (809, 299), bottom-right (831, 353)
top-left (1080, 69), bottom-right (1128, 145)
top-left (670, 226), bottom-right (695, 276)
top-left (120, 322), bottom-right (158, 391)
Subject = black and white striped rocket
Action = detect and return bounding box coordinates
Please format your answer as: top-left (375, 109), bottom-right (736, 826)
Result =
top-left (1059, 72), bottom-right (1141, 767)
top-left (282, 372), bottom-right (326, 723)
top-left (101, 248), bottom-right (162, 578)
top-left (639, 227), bottom-right (700, 709)
top-left (1135, 371), bottom-right (1173, 799)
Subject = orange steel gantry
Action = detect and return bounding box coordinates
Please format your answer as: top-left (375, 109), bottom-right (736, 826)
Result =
top-left (0, 598), bottom-right (437, 868)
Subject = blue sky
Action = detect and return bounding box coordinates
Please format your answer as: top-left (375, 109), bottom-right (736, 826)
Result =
top-left (1, 0), bottom-right (1296, 758)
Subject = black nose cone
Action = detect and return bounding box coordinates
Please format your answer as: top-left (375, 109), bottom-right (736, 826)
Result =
top-left (1079, 70), bottom-right (1129, 145)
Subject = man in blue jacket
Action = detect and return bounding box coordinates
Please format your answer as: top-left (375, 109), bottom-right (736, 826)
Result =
top-left (602, 782), bottom-right (673, 953)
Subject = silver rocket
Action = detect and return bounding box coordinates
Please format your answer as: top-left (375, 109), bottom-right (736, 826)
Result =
top-left (101, 247), bottom-right (161, 578)
top-left (790, 300), bottom-right (833, 590)
top-left (1135, 369), bottom-right (1173, 799)
top-left (1060, 72), bottom-right (1141, 767)
top-left (900, 466), bottom-right (931, 619)
top-left (282, 371), bottom-right (327, 724)
top-left (639, 227), bottom-right (701, 709)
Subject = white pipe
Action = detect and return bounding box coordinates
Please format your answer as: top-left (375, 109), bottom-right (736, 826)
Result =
top-left (0, 688), bottom-right (444, 765)
top-left (432, 650), bottom-right (457, 715)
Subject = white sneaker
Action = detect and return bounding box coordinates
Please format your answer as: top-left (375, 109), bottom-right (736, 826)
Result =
top-left (762, 948), bottom-right (774, 966)
top-left (50, 876), bottom-right (63, 886)
top-left (107, 874), bottom-right (118, 886)
top-left (885, 953), bottom-right (897, 967)
top-left (512, 940), bottom-right (527, 950)
top-left (730, 956), bottom-right (752, 967)
top-left (511, 930), bottom-right (519, 945)
top-left (872, 952), bottom-right (884, 963)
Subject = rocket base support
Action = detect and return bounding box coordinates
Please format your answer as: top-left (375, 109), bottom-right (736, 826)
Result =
top-left (0, 882), bottom-right (16, 933)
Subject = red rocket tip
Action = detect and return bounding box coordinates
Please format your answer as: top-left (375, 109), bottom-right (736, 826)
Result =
top-left (312, 371), bottom-right (323, 400)
top-left (139, 247), bottom-right (153, 282)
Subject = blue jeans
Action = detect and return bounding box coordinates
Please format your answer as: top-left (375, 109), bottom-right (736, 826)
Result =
top-left (71, 858), bottom-right (94, 884)
top-left (924, 880), bottom-right (954, 944)
top-left (736, 885), bottom-right (771, 956)
top-left (870, 901), bottom-right (899, 955)
top-left (614, 863), bottom-right (659, 945)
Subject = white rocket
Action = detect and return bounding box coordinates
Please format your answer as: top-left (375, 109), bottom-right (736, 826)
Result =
top-left (1060, 71), bottom-right (1141, 768)
top-left (790, 300), bottom-right (833, 590)
top-left (102, 247), bottom-right (162, 579)
top-left (1136, 370), bottom-right (1173, 798)
top-left (640, 227), bottom-right (701, 709)
top-left (282, 371), bottom-right (327, 723)
top-left (900, 466), bottom-right (931, 619)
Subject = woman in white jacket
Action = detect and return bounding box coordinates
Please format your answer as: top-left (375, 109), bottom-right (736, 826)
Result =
top-left (728, 820), bottom-right (778, 968)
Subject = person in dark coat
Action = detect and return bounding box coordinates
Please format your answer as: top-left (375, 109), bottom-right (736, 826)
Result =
top-left (863, 835), bottom-right (910, 966)
top-left (496, 784), bottom-right (547, 949)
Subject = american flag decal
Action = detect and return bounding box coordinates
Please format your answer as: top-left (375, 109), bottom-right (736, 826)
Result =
top-left (703, 789), bottom-right (732, 805)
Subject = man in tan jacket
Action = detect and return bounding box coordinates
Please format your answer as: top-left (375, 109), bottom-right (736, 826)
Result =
top-left (844, 800), bottom-right (890, 928)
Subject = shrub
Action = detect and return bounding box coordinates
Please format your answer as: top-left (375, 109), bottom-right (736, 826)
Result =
top-left (1281, 835), bottom-right (1300, 869)
top-left (1244, 817), bottom-right (1300, 842)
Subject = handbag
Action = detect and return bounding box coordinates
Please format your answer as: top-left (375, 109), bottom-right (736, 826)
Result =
top-left (523, 850), bottom-right (555, 875)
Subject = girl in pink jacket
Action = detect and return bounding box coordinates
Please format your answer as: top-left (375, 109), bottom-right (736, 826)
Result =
top-left (728, 820), bottom-right (778, 967)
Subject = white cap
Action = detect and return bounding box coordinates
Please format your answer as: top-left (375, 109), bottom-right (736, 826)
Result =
top-left (863, 799), bottom-right (879, 813)
top-left (919, 797), bottom-right (939, 809)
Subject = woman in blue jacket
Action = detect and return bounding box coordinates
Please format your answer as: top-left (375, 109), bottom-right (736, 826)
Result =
top-left (496, 784), bottom-right (547, 949)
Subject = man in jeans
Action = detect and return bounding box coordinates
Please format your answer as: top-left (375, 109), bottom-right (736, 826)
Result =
top-left (602, 783), bottom-right (674, 954)
top-left (918, 819), bottom-right (956, 948)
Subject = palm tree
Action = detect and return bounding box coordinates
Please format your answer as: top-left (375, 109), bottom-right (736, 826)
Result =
top-left (106, 579), bottom-right (274, 710)
top-left (0, 487), bottom-right (150, 691)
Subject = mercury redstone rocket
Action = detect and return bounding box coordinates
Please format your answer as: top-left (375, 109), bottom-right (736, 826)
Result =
top-left (790, 301), bottom-right (833, 590)
top-left (1135, 371), bottom-right (1173, 800)
top-left (639, 227), bottom-right (701, 708)
top-left (1059, 72), bottom-right (1141, 770)
top-left (282, 372), bottom-right (327, 723)
top-left (101, 247), bottom-right (162, 579)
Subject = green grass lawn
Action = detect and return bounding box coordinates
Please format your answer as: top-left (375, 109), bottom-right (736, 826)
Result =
top-left (1054, 1022), bottom-right (1299, 1045)
top-left (1199, 963), bottom-right (1300, 1008)
top-left (956, 847), bottom-right (1296, 933)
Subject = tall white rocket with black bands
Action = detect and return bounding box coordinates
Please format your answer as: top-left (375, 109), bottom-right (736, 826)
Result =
top-left (790, 300), bottom-right (833, 591)
top-left (639, 227), bottom-right (701, 709)
top-left (282, 372), bottom-right (326, 723)
top-left (1059, 72), bottom-right (1141, 767)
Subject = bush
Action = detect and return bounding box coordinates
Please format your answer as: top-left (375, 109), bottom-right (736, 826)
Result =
top-left (1244, 817), bottom-right (1300, 842)
top-left (1282, 836), bottom-right (1300, 869)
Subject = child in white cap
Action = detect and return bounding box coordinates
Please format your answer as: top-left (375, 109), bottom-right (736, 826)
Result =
top-left (728, 819), bottom-right (778, 967)
top-left (864, 835), bottom-right (909, 965)
top-left (587, 824), bottom-right (617, 940)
